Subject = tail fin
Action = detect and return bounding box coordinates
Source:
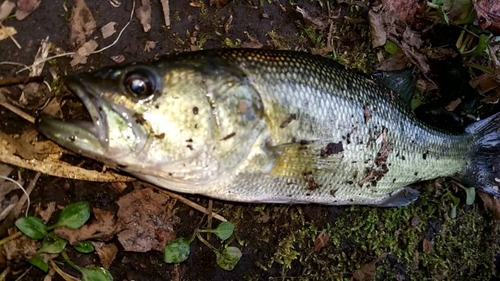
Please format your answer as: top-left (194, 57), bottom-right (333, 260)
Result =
top-left (462, 112), bottom-right (500, 197)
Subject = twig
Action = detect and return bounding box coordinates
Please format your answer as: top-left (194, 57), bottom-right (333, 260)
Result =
top-left (15, 0), bottom-right (136, 74)
top-left (157, 188), bottom-right (227, 222)
top-left (0, 101), bottom-right (35, 123)
top-left (0, 232), bottom-right (22, 246)
top-left (10, 172), bottom-right (40, 219)
top-left (0, 76), bottom-right (44, 87)
top-left (160, 0), bottom-right (171, 28)
top-left (0, 266), bottom-right (10, 281)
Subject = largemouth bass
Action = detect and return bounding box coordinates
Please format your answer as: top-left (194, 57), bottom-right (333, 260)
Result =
top-left (36, 49), bottom-right (500, 206)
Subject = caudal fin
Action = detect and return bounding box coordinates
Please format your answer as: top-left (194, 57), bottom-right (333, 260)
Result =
top-left (461, 112), bottom-right (500, 197)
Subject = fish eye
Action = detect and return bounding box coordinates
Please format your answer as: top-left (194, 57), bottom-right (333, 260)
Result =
top-left (124, 72), bottom-right (155, 98)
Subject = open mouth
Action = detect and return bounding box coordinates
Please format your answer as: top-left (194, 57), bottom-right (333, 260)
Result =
top-left (35, 74), bottom-right (110, 155)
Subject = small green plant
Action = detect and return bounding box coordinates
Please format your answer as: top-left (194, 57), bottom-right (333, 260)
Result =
top-left (11, 202), bottom-right (112, 280)
top-left (164, 221), bottom-right (242, 271)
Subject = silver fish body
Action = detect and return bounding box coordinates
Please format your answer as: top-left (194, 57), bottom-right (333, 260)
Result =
top-left (36, 49), bottom-right (500, 206)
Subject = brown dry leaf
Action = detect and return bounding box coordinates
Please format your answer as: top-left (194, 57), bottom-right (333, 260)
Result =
top-left (116, 187), bottom-right (180, 252)
top-left (313, 230), bottom-right (329, 252)
top-left (3, 235), bottom-right (40, 260)
top-left (352, 253), bottom-right (387, 281)
top-left (70, 39), bottom-right (98, 67)
top-left (144, 40), bottom-right (156, 52)
top-left (368, 5), bottom-right (390, 47)
top-left (0, 1), bottom-right (16, 22)
top-left (15, 0), bottom-right (41, 20)
top-left (444, 98), bottom-right (461, 111)
top-left (69, 0), bottom-right (97, 48)
top-left (296, 6), bottom-right (327, 29)
top-left (210, 0), bottom-right (231, 8)
top-left (422, 238), bottom-right (433, 252)
top-left (111, 55), bottom-right (126, 63)
top-left (91, 242), bottom-right (118, 269)
top-left (381, 0), bottom-right (423, 24)
top-left (136, 0), bottom-right (151, 32)
top-left (101, 21), bottom-right (117, 39)
top-left (376, 51), bottom-right (412, 71)
top-left (37, 202), bottom-right (56, 223)
top-left (55, 208), bottom-right (119, 244)
top-left (478, 191), bottom-right (500, 220)
top-left (470, 73), bottom-right (498, 94)
top-left (473, 0), bottom-right (500, 32)
top-left (0, 25), bottom-right (16, 41)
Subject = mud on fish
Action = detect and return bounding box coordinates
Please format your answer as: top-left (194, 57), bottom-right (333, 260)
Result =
top-left (36, 49), bottom-right (500, 207)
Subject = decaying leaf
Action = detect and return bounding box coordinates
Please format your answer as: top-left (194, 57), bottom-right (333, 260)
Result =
top-left (422, 238), bottom-right (433, 252)
top-left (352, 253), bottom-right (387, 281)
top-left (296, 6), bottom-right (327, 29)
top-left (55, 208), bottom-right (119, 244)
top-left (473, 0), bottom-right (500, 32)
top-left (36, 202), bottom-right (56, 223)
top-left (376, 51), bottom-right (411, 71)
top-left (70, 39), bottom-right (98, 67)
top-left (144, 40), bottom-right (156, 52)
top-left (69, 0), bottom-right (97, 48)
top-left (136, 0), bottom-right (151, 32)
top-left (381, 0), bottom-right (424, 24)
top-left (0, 25), bottom-right (16, 41)
top-left (111, 55), bottom-right (125, 63)
top-left (3, 235), bottom-right (40, 260)
top-left (101, 21), bottom-right (117, 39)
top-left (91, 242), bottom-right (118, 269)
top-left (0, 1), bottom-right (16, 22)
top-left (15, 0), bottom-right (41, 20)
top-left (313, 229), bottom-right (329, 252)
top-left (470, 73), bottom-right (498, 94)
top-left (478, 191), bottom-right (500, 220)
top-left (116, 187), bottom-right (180, 252)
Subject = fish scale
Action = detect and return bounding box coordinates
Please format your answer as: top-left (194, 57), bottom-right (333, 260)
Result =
top-left (36, 48), bottom-right (500, 206)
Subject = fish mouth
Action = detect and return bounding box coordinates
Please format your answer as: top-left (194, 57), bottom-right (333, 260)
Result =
top-left (36, 75), bottom-right (111, 157)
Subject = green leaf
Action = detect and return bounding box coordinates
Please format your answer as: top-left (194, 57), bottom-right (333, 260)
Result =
top-left (461, 186), bottom-right (476, 205)
top-left (469, 34), bottom-right (489, 56)
top-left (164, 237), bottom-right (191, 263)
top-left (215, 246), bottom-right (242, 271)
top-left (74, 241), bottom-right (95, 253)
top-left (15, 217), bottom-right (47, 239)
top-left (80, 266), bottom-right (113, 281)
top-left (438, 5), bottom-right (450, 25)
top-left (213, 222), bottom-right (234, 241)
top-left (28, 254), bottom-right (49, 272)
top-left (38, 232), bottom-right (67, 254)
top-left (383, 40), bottom-right (399, 55)
top-left (54, 201), bottom-right (91, 229)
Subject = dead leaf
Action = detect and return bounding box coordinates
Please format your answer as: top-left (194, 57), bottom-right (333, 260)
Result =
top-left (478, 191), bottom-right (500, 220)
top-left (69, 0), bottom-right (97, 48)
top-left (296, 6), bottom-right (327, 29)
top-left (136, 0), bottom-right (151, 32)
top-left (0, 1), bottom-right (15, 22)
top-left (91, 242), bottom-right (118, 269)
top-left (101, 21), bottom-right (117, 39)
top-left (55, 208), bottom-right (119, 244)
top-left (368, 5), bottom-right (390, 47)
top-left (352, 253), bottom-right (387, 281)
top-left (480, 89), bottom-right (500, 104)
top-left (473, 0), bottom-right (500, 32)
top-left (116, 188), bottom-right (179, 252)
top-left (444, 98), bottom-right (461, 111)
top-left (70, 39), bottom-right (98, 67)
top-left (313, 229), bottom-right (329, 252)
top-left (37, 202), bottom-right (56, 223)
top-left (470, 73), bottom-right (498, 94)
top-left (0, 25), bottom-right (16, 41)
top-left (422, 238), bottom-right (433, 252)
top-left (144, 40), bottom-right (156, 52)
top-left (381, 0), bottom-right (423, 24)
top-left (111, 55), bottom-right (125, 63)
top-left (3, 235), bottom-right (40, 260)
top-left (210, 0), bottom-right (231, 8)
top-left (376, 51), bottom-right (412, 71)
top-left (15, 0), bottom-right (41, 20)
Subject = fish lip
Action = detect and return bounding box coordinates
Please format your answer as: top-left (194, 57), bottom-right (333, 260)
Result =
top-left (64, 74), bottom-right (110, 150)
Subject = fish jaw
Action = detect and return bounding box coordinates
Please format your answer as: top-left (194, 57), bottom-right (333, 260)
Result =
top-left (36, 74), bottom-right (147, 167)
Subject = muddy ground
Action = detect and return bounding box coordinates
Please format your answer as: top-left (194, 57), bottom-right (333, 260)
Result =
top-left (1, 0), bottom-right (500, 280)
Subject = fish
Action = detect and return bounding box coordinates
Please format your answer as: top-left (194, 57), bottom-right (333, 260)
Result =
top-left (35, 48), bottom-right (500, 207)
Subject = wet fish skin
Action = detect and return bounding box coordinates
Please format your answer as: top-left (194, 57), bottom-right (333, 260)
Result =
top-left (35, 49), bottom-right (500, 206)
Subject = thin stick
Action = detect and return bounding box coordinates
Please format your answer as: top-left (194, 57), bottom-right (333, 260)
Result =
top-left (10, 172), bottom-right (40, 219)
top-left (0, 76), bottom-right (44, 87)
top-left (158, 188), bottom-right (227, 222)
top-left (0, 101), bottom-right (35, 123)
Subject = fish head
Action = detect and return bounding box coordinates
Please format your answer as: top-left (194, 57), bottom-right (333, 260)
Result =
top-left (36, 59), bottom-right (268, 193)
